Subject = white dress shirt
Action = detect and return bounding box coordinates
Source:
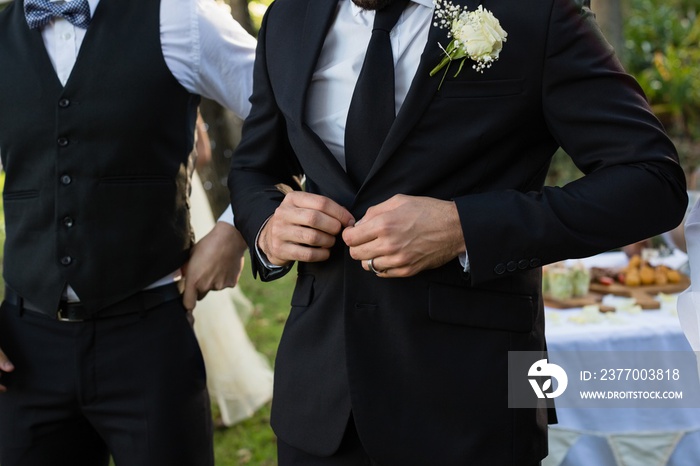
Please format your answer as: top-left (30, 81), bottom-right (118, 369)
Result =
top-left (306, 0), bottom-right (434, 169)
top-left (36, 0), bottom-right (256, 298)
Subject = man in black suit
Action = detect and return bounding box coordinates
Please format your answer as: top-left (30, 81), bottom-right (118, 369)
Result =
top-left (229, 0), bottom-right (687, 464)
top-left (0, 0), bottom-right (256, 464)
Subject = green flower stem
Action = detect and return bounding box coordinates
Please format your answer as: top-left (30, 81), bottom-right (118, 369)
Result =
top-left (430, 55), bottom-right (453, 77)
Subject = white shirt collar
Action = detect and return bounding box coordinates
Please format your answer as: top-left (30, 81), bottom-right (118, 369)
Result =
top-left (412, 0), bottom-right (435, 9)
top-left (349, 0), bottom-right (434, 17)
top-left (50, 0), bottom-right (99, 15)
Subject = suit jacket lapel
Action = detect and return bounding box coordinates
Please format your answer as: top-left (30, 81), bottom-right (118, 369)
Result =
top-left (362, 0), bottom-right (482, 186)
top-left (290, 0), bottom-right (358, 201)
top-left (291, 0), bottom-right (338, 120)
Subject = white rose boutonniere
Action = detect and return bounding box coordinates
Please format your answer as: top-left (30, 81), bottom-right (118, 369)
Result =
top-left (430, 1), bottom-right (508, 85)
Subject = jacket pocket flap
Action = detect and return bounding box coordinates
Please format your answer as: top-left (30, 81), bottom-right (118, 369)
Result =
top-left (429, 283), bottom-right (535, 333)
top-left (437, 78), bottom-right (524, 98)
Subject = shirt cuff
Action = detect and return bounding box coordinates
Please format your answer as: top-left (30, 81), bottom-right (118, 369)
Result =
top-left (255, 216), bottom-right (284, 270)
top-left (217, 204), bottom-right (235, 227)
top-left (459, 251), bottom-right (470, 272)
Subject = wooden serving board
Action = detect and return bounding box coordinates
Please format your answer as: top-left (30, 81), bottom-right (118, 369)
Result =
top-left (544, 293), bottom-right (616, 313)
top-left (588, 277), bottom-right (690, 310)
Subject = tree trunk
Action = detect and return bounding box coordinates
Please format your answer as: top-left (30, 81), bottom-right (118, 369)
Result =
top-left (591, 0), bottom-right (626, 63)
top-left (198, 99), bottom-right (245, 218)
top-left (197, 0), bottom-right (253, 217)
top-left (228, 0), bottom-right (255, 35)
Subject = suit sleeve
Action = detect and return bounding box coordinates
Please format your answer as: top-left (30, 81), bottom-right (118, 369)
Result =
top-left (456, 0), bottom-right (687, 285)
top-left (228, 3), bottom-right (301, 281)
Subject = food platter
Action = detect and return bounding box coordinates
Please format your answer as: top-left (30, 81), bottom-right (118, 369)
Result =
top-left (543, 250), bottom-right (689, 311)
top-left (588, 277), bottom-right (690, 309)
top-left (543, 293), bottom-right (616, 312)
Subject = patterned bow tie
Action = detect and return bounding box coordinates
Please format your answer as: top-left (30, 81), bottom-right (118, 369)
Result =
top-left (25, 0), bottom-right (91, 30)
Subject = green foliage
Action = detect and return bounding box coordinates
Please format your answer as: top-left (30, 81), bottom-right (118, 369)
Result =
top-left (248, 0), bottom-right (274, 31)
top-left (623, 0), bottom-right (700, 173)
top-left (545, 148), bottom-right (584, 187)
top-left (548, 0), bottom-right (700, 186)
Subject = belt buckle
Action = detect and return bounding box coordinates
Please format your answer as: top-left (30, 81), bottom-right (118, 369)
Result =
top-left (57, 301), bottom-right (84, 322)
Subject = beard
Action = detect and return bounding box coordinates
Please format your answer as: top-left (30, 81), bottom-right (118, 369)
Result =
top-left (351, 0), bottom-right (395, 10)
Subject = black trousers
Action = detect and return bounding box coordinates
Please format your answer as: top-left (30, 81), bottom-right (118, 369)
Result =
top-left (278, 415), bottom-right (544, 466)
top-left (0, 298), bottom-right (213, 466)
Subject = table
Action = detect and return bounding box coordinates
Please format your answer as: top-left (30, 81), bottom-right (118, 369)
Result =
top-left (543, 253), bottom-right (700, 466)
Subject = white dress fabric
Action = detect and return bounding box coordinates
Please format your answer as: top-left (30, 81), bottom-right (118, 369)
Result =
top-left (190, 173), bottom-right (274, 426)
top-left (677, 198), bottom-right (700, 362)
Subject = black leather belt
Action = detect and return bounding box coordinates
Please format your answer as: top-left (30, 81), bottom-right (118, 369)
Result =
top-left (4, 282), bottom-right (183, 322)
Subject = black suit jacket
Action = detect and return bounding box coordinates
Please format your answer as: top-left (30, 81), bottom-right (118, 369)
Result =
top-left (230, 0), bottom-right (687, 464)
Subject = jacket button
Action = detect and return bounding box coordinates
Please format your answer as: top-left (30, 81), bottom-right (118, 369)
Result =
top-left (506, 261), bottom-right (517, 272)
top-left (530, 258), bottom-right (541, 268)
top-left (494, 263), bottom-right (506, 275)
top-left (60, 256), bottom-right (72, 266)
top-left (63, 217), bottom-right (74, 228)
top-left (58, 98), bottom-right (70, 108)
top-left (518, 259), bottom-right (529, 270)
top-left (60, 175), bottom-right (72, 185)
top-left (57, 137), bottom-right (69, 147)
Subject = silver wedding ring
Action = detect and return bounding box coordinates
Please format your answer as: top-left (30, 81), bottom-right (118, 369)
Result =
top-left (368, 258), bottom-right (382, 275)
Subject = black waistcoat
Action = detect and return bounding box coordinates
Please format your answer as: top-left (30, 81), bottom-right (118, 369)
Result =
top-left (0, 0), bottom-right (199, 313)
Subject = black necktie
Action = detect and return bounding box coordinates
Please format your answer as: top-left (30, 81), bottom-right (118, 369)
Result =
top-left (345, 0), bottom-right (409, 187)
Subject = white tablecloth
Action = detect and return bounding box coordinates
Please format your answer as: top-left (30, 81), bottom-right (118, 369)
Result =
top-left (544, 265), bottom-right (700, 466)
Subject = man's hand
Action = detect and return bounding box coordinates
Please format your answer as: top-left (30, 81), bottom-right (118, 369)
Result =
top-left (182, 221), bottom-right (248, 311)
top-left (259, 191), bottom-right (355, 266)
top-left (342, 195), bottom-right (466, 277)
top-left (0, 347), bottom-right (14, 393)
